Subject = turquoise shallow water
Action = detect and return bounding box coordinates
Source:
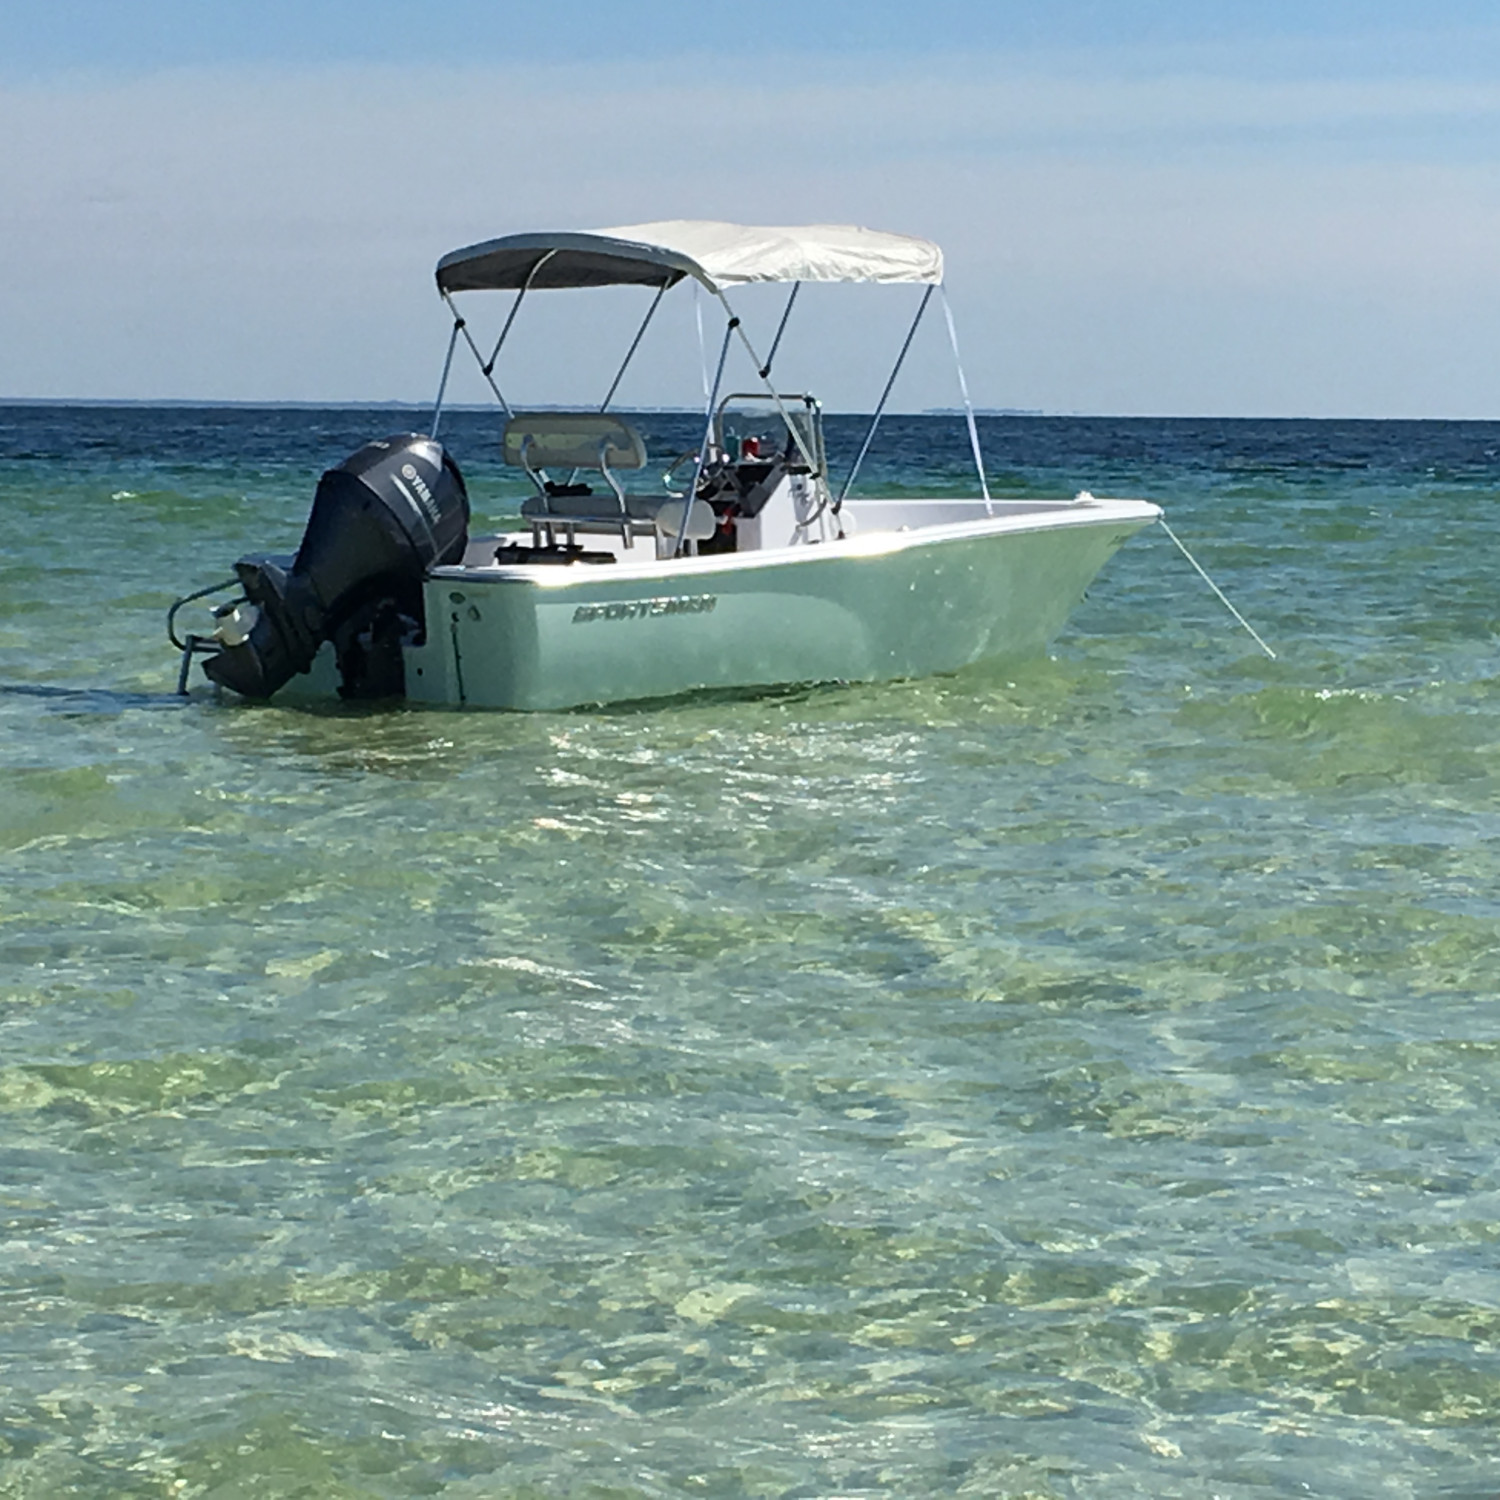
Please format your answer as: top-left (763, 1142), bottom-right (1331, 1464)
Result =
top-left (3, 406), bottom-right (1500, 1496)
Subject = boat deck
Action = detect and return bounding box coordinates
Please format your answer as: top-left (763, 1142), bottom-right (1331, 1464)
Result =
top-left (447, 495), bottom-right (1153, 577)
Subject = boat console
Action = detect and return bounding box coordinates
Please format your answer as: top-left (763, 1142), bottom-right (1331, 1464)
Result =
top-left (504, 399), bottom-right (834, 561)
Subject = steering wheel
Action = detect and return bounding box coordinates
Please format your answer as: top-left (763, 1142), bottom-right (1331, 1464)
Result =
top-left (662, 449), bottom-right (699, 495)
top-left (662, 447), bottom-right (731, 497)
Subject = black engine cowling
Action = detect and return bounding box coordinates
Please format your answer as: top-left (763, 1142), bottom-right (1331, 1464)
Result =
top-left (203, 434), bottom-right (469, 701)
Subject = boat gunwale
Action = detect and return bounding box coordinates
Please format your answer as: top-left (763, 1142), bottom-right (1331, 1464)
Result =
top-left (431, 497), bottom-right (1162, 589)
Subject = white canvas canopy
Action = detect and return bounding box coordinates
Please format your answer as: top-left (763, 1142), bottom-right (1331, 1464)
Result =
top-left (427, 218), bottom-right (974, 512)
top-left (435, 221), bottom-right (944, 295)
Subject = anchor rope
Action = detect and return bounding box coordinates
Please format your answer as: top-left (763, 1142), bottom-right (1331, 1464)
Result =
top-left (1159, 518), bottom-right (1277, 660)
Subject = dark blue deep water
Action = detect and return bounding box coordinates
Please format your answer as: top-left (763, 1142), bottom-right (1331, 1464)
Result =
top-left (3, 404), bottom-right (1500, 1497)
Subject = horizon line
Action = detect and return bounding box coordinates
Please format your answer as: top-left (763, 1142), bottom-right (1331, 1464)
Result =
top-left (1, 398), bottom-right (1495, 424)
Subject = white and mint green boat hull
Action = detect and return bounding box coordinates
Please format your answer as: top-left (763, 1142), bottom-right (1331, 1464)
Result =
top-left (375, 496), bottom-right (1159, 711)
top-left (180, 220), bottom-right (1167, 713)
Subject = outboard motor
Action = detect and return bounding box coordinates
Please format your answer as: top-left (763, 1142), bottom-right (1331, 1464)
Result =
top-left (203, 434), bottom-right (468, 701)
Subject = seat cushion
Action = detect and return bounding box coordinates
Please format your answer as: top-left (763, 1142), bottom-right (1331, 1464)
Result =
top-left (651, 498), bottom-right (717, 541)
top-left (521, 493), bottom-right (663, 524)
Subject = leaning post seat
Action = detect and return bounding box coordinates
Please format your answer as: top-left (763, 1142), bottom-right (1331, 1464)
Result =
top-left (504, 412), bottom-right (649, 547)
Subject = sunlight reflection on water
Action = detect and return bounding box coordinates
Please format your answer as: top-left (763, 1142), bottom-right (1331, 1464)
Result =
top-left (2, 407), bottom-right (1499, 1495)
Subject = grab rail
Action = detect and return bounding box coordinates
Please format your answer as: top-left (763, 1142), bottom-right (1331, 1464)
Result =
top-left (166, 577), bottom-right (239, 651)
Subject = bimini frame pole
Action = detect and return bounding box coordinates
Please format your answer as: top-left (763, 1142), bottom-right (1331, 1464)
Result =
top-left (673, 313), bottom-right (737, 556)
top-left (445, 291), bottom-right (514, 419)
top-left (837, 283), bottom-right (935, 509)
top-left (441, 249), bottom-right (559, 423)
top-left (483, 250), bottom-right (555, 375)
top-left (940, 285), bottom-right (992, 513)
top-left (599, 278), bottom-right (670, 413)
top-left (430, 312), bottom-right (463, 439)
top-left (714, 290), bottom-right (822, 487)
top-left (759, 282), bottom-right (800, 380)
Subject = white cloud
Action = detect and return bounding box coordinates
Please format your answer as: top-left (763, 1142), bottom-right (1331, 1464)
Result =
top-left (3, 56), bottom-right (1499, 414)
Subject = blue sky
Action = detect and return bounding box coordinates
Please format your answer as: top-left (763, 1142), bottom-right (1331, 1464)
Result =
top-left (8, 1), bottom-right (1500, 72)
top-left (4, 2), bottom-right (1500, 415)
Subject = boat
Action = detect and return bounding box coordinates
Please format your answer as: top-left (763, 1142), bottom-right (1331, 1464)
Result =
top-left (169, 221), bottom-right (1162, 710)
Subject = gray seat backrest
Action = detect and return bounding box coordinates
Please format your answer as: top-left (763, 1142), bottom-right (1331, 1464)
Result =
top-left (502, 413), bottom-right (648, 473)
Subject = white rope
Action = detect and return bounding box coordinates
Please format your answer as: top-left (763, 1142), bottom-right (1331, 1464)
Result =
top-left (1159, 518), bottom-right (1277, 659)
top-left (939, 285), bottom-right (991, 511)
top-left (693, 282), bottom-right (710, 402)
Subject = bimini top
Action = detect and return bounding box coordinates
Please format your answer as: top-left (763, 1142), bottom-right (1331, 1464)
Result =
top-left (435, 220), bottom-right (944, 295)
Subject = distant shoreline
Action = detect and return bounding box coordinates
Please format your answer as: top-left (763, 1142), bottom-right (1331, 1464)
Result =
top-left (0, 400), bottom-right (1493, 423)
top-left (0, 399), bottom-right (1037, 415)
top-left (0, 398), bottom-right (1039, 416)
